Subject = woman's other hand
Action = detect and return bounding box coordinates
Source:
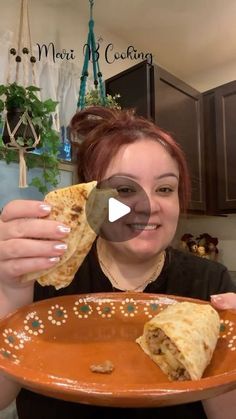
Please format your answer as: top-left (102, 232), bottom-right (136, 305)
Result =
top-left (211, 292), bottom-right (236, 310)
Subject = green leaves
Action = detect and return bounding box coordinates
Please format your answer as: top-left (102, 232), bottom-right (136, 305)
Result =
top-left (16, 136), bottom-right (26, 146)
top-left (0, 146), bottom-right (19, 163)
top-left (26, 85), bottom-right (41, 92)
top-left (29, 154), bottom-right (60, 195)
top-left (31, 116), bottom-right (43, 128)
top-left (29, 177), bottom-right (48, 195)
top-left (0, 82), bottom-right (61, 194)
top-left (0, 83), bottom-right (58, 119)
top-left (84, 89), bottom-right (121, 109)
top-left (43, 98), bottom-right (58, 113)
top-left (0, 85), bottom-right (7, 95)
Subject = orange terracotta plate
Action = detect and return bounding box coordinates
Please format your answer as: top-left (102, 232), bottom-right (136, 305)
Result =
top-left (0, 293), bottom-right (236, 407)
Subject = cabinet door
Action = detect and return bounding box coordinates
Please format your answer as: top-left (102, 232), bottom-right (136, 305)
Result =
top-left (105, 61), bottom-right (154, 119)
top-left (154, 66), bottom-right (205, 211)
top-left (215, 81), bottom-right (236, 211)
top-left (203, 90), bottom-right (218, 214)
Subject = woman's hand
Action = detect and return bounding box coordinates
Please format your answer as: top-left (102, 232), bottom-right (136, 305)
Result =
top-left (0, 199), bottom-right (70, 288)
top-left (211, 292), bottom-right (236, 310)
top-left (0, 199), bottom-right (71, 406)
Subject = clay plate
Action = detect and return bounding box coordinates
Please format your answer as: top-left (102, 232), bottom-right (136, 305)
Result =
top-left (0, 293), bottom-right (236, 407)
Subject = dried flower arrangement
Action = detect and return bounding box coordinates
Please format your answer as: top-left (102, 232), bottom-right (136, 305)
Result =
top-left (180, 233), bottom-right (219, 261)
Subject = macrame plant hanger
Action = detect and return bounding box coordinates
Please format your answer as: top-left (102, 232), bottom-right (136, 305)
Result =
top-left (4, 0), bottom-right (40, 188)
top-left (77, 0), bottom-right (106, 110)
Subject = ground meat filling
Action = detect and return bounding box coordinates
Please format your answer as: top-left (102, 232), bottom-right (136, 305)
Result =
top-left (90, 360), bottom-right (114, 374)
top-left (146, 328), bottom-right (191, 381)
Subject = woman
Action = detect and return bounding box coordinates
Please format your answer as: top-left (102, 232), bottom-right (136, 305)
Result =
top-left (0, 107), bottom-right (235, 418)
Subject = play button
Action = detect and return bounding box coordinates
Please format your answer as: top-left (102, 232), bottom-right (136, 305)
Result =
top-left (85, 176), bottom-right (151, 242)
top-left (108, 198), bottom-right (131, 222)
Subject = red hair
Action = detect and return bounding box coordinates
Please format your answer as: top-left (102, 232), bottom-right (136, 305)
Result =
top-left (70, 106), bottom-right (191, 212)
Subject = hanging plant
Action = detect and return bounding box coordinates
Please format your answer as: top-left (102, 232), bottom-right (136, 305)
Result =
top-left (84, 88), bottom-right (121, 109)
top-left (0, 82), bottom-right (60, 194)
top-left (77, 0), bottom-right (121, 113)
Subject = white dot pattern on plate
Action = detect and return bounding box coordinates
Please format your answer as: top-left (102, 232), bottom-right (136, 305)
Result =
top-left (0, 347), bottom-right (19, 362)
top-left (48, 304), bottom-right (68, 326)
top-left (96, 300), bottom-right (116, 318)
top-left (119, 298), bottom-right (138, 317)
top-left (220, 319), bottom-right (236, 350)
top-left (2, 328), bottom-right (24, 350)
top-left (143, 300), bottom-right (160, 318)
top-left (0, 297), bottom-right (235, 362)
top-left (24, 311), bottom-right (44, 335)
top-left (73, 299), bottom-right (93, 318)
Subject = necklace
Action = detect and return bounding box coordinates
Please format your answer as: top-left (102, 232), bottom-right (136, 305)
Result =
top-left (97, 240), bottom-right (166, 292)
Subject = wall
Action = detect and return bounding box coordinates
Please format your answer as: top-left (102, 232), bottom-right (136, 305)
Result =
top-left (184, 59), bottom-right (236, 92)
top-left (1, 0), bottom-right (133, 82)
top-left (0, 160), bottom-right (76, 208)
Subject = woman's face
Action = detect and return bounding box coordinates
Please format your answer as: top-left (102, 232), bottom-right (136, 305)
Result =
top-left (101, 138), bottom-right (180, 261)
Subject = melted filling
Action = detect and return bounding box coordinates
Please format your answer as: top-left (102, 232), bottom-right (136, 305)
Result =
top-left (146, 328), bottom-right (191, 381)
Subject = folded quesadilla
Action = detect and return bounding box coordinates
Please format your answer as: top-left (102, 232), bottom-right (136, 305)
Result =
top-left (136, 301), bottom-right (220, 381)
top-left (22, 181), bottom-right (114, 289)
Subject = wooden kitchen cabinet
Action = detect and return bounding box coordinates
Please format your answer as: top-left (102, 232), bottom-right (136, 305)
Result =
top-left (203, 81), bottom-right (236, 213)
top-left (106, 61), bottom-right (206, 212)
top-left (153, 66), bottom-right (205, 212)
top-left (105, 61), bottom-right (154, 119)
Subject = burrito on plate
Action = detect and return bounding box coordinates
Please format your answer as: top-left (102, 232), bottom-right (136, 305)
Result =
top-left (136, 301), bottom-right (220, 381)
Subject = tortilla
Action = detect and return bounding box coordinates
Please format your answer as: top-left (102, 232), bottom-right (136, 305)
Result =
top-left (22, 181), bottom-right (114, 289)
top-left (136, 301), bottom-right (220, 381)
